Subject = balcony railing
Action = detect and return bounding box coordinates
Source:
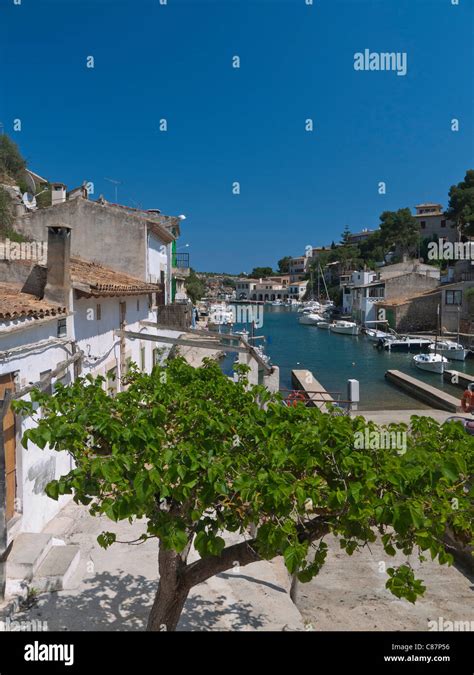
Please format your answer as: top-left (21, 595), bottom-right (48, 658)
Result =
top-left (172, 252), bottom-right (190, 269)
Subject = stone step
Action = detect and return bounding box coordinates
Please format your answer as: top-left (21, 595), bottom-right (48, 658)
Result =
top-left (33, 545), bottom-right (80, 593)
top-left (7, 533), bottom-right (54, 580)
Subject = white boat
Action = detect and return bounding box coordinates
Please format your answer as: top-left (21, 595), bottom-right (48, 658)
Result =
top-left (381, 336), bottom-right (432, 352)
top-left (208, 304), bottom-right (234, 325)
top-left (271, 299), bottom-right (283, 306)
top-left (429, 340), bottom-right (468, 362)
top-left (365, 328), bottom-right (394, 343)
top-left (316, 321), bottom-right (330, 329)
top-left (413, 353), bottom-right (448, 374)
top-left (329, 320), bottom-right (359, 336)
top-left (299, 312), bottom-right (325, 325)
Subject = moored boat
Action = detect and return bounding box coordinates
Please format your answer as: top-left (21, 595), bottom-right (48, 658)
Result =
top-left (413, 352), bottom-right (448, 374)
top-left (299, 312), bottom-right (325, 325)
top-left (329, 320), bottom-right (359, 336)
top-left (428, 340), bottom-right (469, 362)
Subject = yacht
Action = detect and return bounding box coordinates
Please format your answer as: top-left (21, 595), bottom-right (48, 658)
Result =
top-left (329, 320), bottom-right (359, 336)
top-left (299, 312), bottom-right (325, 325)
top-left (428, 340), bottom-right (469, 362)
top-left (413, 353), bottom-right (448, 374)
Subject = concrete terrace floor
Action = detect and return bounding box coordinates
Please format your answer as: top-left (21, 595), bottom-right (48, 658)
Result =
top-left (14, 503), bottom-right (303, 632)
top-left (295, 534), bottom-right (473, 632)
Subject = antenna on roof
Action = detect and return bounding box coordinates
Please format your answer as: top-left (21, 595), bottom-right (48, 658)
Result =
top-left (104, 177), bottom-right (122, 203)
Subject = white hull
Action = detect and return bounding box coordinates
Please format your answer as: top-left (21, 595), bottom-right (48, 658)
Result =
top-left (299, 313), bottom-right (324, 325)
top-left (316, 321), bottom-right (330, 329)
top-left (365, 329), bottom-right (393, 343)
top-left (413, 354), bottom-right (448, 374)
top-left (429, 342), bottom-right (468, 362)
top-left (330, 322), bottom-right (359, 336)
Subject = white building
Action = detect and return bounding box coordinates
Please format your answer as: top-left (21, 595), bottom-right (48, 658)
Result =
top-left (0, 226), bottom-right (182, 577)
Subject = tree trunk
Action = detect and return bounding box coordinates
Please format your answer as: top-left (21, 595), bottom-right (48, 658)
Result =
top-left (146, 547), bottom-right (190, 632)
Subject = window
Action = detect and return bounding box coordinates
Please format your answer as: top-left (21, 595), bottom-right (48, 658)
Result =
top-left (441, 219), bottom-right (446, 228)
top-left (96, 304), bottom-right (101, 320)
top-left (57, 318), bottom-right (67, 337)
top-left (136, 299), bottom-right (140, 312)
top-left (420, 221), bottom-right (426, 229)
top-left (140, 346), bottom-right (146, 372)
top-left (153, 348), bottom-right (161, 366)
top-left (445, 290), bottom-right (462, 306)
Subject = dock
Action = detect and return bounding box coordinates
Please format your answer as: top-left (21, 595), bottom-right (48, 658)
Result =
top-left (291, 369), bottom-right (335, 411)
top-left (385, 369), bottom-right (462, 413)
top-left (444, 369), bottom-right (474, 390)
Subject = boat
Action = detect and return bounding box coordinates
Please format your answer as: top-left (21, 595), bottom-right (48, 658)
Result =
top-left (380, 336), bottom-right (432, 352)
top-left (428, 340), bottom-right (469, 362)
top-left (316, 321), bottom-right (330, 329)
top-left (271, 299), bottom-right (283, 306)
top-left (208, 303), bottom-right (234, 326)
top-left (299, 312), bottom-right (325, 325)
top-left (365, 328), bottom-right (394, 343)
top-left (413, 353), bottom-right (448, 374)
top-left (329, 320), bottom-right (359, 336)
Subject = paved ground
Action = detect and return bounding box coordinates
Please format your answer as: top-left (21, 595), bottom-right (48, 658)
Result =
top-left (352, 409), bottom-right (457, 425)
top-left (14, 502), bottom-right (303, 632)
top-left (295, 535), bottom-right (473, 631)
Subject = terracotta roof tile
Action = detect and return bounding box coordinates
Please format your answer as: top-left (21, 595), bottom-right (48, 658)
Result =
top-left (70, 258), bottom-right (161, 297)
top-left (0, 283), bottom-right (66, 320)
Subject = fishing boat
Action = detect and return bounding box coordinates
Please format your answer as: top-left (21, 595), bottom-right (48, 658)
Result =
top-left (379, 336), bottom-right (432, 352)
top-left (428, 340), bottom-right (469, 362)
top-left (329, 320), bottom-right (359, 336)
top-left (365, 328), bottom-right (395, 343)
top-left (413, 353), bottom-right (448, 374)
top-left (299, 312), bottom-right (325, 325)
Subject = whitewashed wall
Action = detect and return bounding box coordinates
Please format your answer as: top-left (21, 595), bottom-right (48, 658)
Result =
top-left (0, 293), bottom-right (182, 537)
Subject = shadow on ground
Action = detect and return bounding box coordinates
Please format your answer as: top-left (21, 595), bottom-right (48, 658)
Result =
top-left (15, 571), bottom-right (266, 632)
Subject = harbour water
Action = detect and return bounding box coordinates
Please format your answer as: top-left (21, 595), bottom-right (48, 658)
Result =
top-left (226, 306), bottom-right (474, 411)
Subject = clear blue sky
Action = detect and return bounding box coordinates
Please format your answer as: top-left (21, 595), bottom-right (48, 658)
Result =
top-left (1, 0), bottom-right (473, 273)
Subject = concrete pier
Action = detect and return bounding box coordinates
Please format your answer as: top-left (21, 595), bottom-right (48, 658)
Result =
top-left (291, 369), bottom-right (335, 411)
top-left (444, 369), bottom-right (474, 390)
top-left (385, 369), bottom-right (462, 413)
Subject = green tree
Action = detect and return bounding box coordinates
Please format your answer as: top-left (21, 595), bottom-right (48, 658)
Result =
top-left (379, 208), bottom-right (420, 257)
top-left (250, 266), bottom-right (273, 278)
top-left (0, 135), bottom-right (26, 181)
top-left (277, 257), bottom-right (292, 274)
top-left (0, 187), bottom-right (14, 231)
top-left (15, 358), bottom-right (473, 631)
top-left (184, 269), bottom-right (205, 303)
top-left (446, 170), bottom-right (474, 237)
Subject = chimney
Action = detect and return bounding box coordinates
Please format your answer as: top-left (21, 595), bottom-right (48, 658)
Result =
top-left (51, 183), bottom-right (67, 206)
top-left (44, 225), bottom-right (72, 306)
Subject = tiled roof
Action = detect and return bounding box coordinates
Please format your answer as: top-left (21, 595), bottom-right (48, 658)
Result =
top-left (71, 258), bottom-right (161, 297)
top-left (0, 283), bottom-right (66, 320)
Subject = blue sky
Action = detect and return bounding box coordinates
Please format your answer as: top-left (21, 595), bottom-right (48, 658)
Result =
top-left (1, 0), bottom-right (473, 273)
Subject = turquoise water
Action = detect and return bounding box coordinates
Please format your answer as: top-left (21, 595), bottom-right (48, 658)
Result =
top-left (227, 306), bottom-right (474, 411)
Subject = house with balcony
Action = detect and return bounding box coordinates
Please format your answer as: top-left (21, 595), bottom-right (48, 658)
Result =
top-left (289, 256), bottom-right (309, 282)
top-left (350, 262), bottom-right (440, 326)
top-left (0, 225), bottom-right (188, 598)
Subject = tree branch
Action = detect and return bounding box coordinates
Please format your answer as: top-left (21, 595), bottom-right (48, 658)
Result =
top-left (182, 516), bottom-right (330, 589)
